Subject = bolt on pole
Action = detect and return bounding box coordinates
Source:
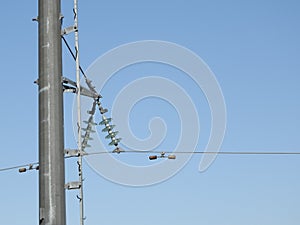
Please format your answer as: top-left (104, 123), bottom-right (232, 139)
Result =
top-left (38, 0), bottom-right (66, 224)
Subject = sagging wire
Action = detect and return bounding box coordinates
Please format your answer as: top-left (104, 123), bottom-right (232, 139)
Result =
top-left (0, 162), bottom-right (39, 173)
top-left (2, 150), bottom-right (300, 173)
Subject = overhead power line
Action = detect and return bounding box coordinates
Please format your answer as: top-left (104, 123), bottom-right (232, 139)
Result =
top-left (84, 150), bottom-right (300, 156)
top-left (152, 151), bottom-right (300, 155)
top-left (1, 150), bottom-right (299, 173)
top-left (0, 162), bottom-right (39, 172)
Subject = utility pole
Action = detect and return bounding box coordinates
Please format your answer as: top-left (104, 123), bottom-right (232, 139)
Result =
top-left (38, 0), bottom-right (66, 224)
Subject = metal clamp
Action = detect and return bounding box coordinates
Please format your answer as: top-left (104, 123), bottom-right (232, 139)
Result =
top-left (65, 181), bottom-right (81, 190)
top-left (61, 25), bottom-right (78, 36)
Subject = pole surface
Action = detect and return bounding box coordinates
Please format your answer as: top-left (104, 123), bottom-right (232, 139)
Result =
top-left (38, 0), bottom-right (66, 224)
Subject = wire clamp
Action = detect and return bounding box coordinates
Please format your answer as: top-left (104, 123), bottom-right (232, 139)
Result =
top-left (61, 25), bottom-right (77, 36)
top-left (65, 181), bottom-right (81, 190)
top-left (65, 149), bottom-right (80, 157)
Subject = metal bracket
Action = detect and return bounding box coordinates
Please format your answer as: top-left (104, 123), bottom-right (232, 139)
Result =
top-left (32, 16), bottom-right (39, 22)
top-left (35, 76), bottom-right (100, 98)
top-left (62, 76), bottom-right (77, 86)
top-left (65, 181), bottom-right (81, 190)
top-left (62, 77), bottom-right (101, 99)
top-left (39, 208), bottom-right (45, 225)
top-left (64, 149), bottom-right (88, 157)
top-left (64, 149), bottom-right (80, 157)
top-left (63, 85), bottom-right (76, 93)
top-left (61, 25), bottom-right (77, 36)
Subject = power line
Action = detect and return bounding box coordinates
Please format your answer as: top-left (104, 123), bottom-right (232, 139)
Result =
top-left (86, 150), bottom-right (300, 156)
top-left (152, 151), bottom-right (300, 155)
top-left (1, 150), bottom-right (299, 173)
top-left (0, 162), bottom-right (39, 172)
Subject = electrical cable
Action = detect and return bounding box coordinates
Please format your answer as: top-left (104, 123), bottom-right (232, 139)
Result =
top-left (62, 36), bottom-right (87, 79)
top-left (0, 162), bottom-right (39, 172)
top-left (1, 150), bottom-right (299, 173)
top-left (85, 150), bottom-right (300, 156)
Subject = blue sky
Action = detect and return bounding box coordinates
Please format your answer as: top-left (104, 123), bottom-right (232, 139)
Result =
top-left (0, 0), bottom-right (300, 225)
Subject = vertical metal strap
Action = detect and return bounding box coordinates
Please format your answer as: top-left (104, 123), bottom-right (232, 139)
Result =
top-left (73, 0), bottom-right (85, 224)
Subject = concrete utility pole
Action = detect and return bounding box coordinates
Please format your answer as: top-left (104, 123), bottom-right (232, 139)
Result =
top-left (38, 0), bottom-right (66, 224)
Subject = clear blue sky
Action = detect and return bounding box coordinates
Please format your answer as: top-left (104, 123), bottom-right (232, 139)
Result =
top-left (0, 0), bottom-right (300, 225)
